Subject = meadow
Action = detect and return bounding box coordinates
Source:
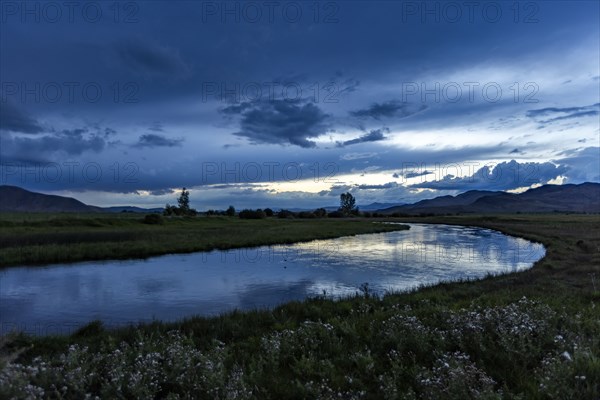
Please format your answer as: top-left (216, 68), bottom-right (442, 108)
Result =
top-left (0, 213), bottom-right (408, 267)
top-left (0, 214), bottom-right (599, 399)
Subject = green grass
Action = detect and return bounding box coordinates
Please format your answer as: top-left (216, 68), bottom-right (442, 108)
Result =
top-left (0, 213), bottom-right (408, 267)
top-left (1, 214), bottom-right (599, 399)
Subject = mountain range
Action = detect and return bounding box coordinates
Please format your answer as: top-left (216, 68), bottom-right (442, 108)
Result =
top-left (0, 183), bottom-right (598, 214)
top-left (380, 183), bottom-right (600, 214)
top-left (0, 186), bottom-right (163, 213)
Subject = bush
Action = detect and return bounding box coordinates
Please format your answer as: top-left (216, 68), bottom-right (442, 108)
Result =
top-left (314, 208), bottom-right (327, 218)
top-left (143, 214), bottom-right (164, 225)
top-left (327, 211), bottom-right (344, 218)
top-left (239, 209), bottom-right (266, 219)
top-left (264, 208), bottom-right (274, 217)
top-left (277, 209), bottom-right (295, 219)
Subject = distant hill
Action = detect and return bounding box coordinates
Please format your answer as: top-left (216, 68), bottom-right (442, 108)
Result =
top-left (2, 183), bottom-right (598, 214)
top-left (360, 202), bottom-right (407, 211)
top-left (0, 186), bottom-right (162, 213)
top-left (380, 183), bottom-right (600, 214)
top-left (0, 185), bottom-right (98, 213)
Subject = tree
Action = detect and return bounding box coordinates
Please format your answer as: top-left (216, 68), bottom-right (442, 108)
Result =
top-left (164, 188), bottom-right (197, 216)
top-left (339, 192), bottom-right (356, 216)
top-left (226, 205), bottom-right (236, 216)
top-left (314, 208), bottom-right (327, 218)
top-left (177, 187), bottom-right (190, 214)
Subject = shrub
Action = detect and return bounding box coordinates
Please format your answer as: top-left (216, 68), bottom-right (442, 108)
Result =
top-left (239, 209), bottom-right (266, 219)
top-left (277, 209), bottom-right (295, 219)
top-left (314, 208), bottom-right (327, 218)
top-left (143, 214), bottom-right (164, 225)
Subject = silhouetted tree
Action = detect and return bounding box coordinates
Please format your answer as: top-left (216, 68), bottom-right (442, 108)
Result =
top-left (339, 192), bottom-right (356, 216)
top-left (314, 208), bottom-right (327, 218)
top-left (177, 187), bottom-right (190, 213)
top-left (164, 188), bottom-right (197, 216)
top-left (277, 209), bottom-right (295, 219)
top-left (226, 205), bottom-right (236, 216)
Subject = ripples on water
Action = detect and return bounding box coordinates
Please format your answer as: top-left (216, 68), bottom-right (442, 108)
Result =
top-left (0, 224), bottom-right (545, 335)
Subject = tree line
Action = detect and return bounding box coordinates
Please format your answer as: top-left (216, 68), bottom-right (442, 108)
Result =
top-left (162, 188), bottom-right (371, 218)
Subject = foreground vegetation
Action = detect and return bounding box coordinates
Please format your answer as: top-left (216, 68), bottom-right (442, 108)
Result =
top-left (1, 214), bottom-right (599, 399)
top-left (0, 214), bottom-right (407, 267)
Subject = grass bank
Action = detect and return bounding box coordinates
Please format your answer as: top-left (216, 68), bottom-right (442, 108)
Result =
top-left (1, 214), bottom-right (599, 399)
top-left (0, 213), bottom-right (408, 267)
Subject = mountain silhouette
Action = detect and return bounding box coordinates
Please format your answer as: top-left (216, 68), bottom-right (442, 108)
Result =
top-left (380, 183), bottom-right (600, 214)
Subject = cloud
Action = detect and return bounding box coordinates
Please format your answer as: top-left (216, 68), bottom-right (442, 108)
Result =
top-left (509, 148), bottom-right (523, 154)
top-left (350, 100), bottom-right (427, 120)
top-left (148, 122), bottom-right (164, 132)
top-left (393, 170), bottom-right (432, 179)
top-left (542, 110), bottom-right (599, 123)
top-left (337, 128), bottom-right (388, 147)
top-left (135, 134), bottom-right (183, 148)
top-left (115, 39), bottom-right (191, 77)
top-left (0, 102), bottom-right (44, 134)
top-left (357, 182), bottom-right (399, 190)
top-left (223, 99), bottom-right (330, 148)
top-left (410, 160), bottom-right (568, 191)
top-left (554, 147), bottom-right (600, 183)
top-left (526, 103), bottom-right (600, 123)
top-left (2, 128), bottom-right (106, 161)
top-left (149, 188), bottom-right (174, 196)
top-left (338, 78), bottom-right (361, 95)
top-left (340, 152), bottom-right (378, 161)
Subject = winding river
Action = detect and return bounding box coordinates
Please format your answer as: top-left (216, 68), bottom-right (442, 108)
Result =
top-left (0, 224), bottom-right (545, 335)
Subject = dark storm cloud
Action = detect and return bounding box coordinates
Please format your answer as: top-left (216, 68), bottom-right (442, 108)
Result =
top-left (3, 129), bottom-right (105, 158)
top-left (115, 39), bottom-right (191, 77)
top-left (410, 161), bottom-right (567, 191)
top-left (337, 128), bottom-right (388, 147)
top-left (0, 102), bottom-right (44, 134)
top-left (135, 134), bottom-right (183, 148)
top-left (1, 1), bottom-right (598, 206)
top-left (350, 100), bottom-right (427, 120)
top-left (223, 99), bottom-right (330, 148)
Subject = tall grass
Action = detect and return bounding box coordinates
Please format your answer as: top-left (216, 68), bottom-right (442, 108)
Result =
top-left (0, 215), bottom-right (408, 267)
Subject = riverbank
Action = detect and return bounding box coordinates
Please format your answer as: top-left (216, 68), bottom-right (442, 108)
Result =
top-left (0, 214), bottom-right (408, 267)
top-left (1, 214), bottom-right (599, 399)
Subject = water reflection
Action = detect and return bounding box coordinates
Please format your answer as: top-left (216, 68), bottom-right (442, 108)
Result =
top-left (0, 224), bottom-right (545, 335)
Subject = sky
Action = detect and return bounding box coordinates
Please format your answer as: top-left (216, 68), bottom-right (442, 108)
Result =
top-left (1, 0), bottom-right (599, 210)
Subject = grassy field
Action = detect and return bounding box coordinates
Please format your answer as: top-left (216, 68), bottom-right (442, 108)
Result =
top-left (0, 213), bottom-right (408, 267)
top-left (1, 214), bottom-right (599, 399)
